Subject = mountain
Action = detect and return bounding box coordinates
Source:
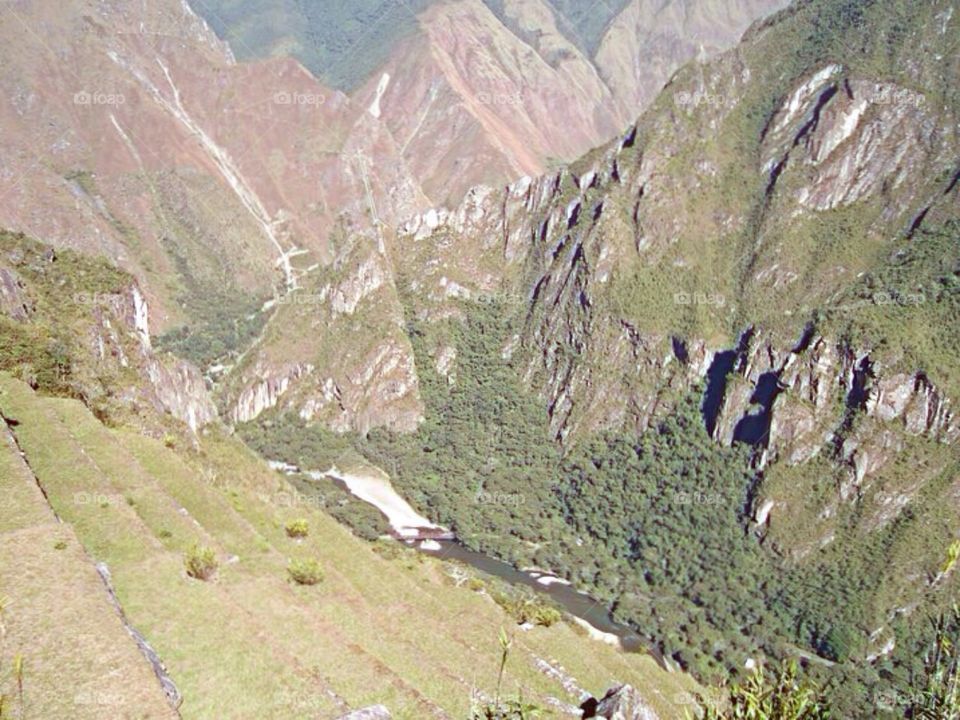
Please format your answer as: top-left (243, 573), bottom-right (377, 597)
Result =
top-left (192, 0), bottom-right (789, 203)
top-left (0, 230), bottom-right (700, 718)
top-left (2, 0), bottom-right (959, 716)
top-left (237, 0), bottom-right (960, 713)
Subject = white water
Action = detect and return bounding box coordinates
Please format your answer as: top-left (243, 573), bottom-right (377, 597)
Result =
top-left (318, 466), bottom-right (445, 538)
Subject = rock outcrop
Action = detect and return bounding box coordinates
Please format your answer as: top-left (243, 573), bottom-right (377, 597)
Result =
top-left (582, 684), bottom-right (660, 720)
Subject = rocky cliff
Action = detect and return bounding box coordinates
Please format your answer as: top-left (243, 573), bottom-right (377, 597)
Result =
top-left (0, 231), bottom-right (216, 433)
top-left (372, 1), bottom-right (960, 622)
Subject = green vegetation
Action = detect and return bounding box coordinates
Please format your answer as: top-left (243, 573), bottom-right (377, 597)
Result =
top-left (0, 654), bottom-right (25, 720)
top-left (698, 661), bottom-right (830, 720)
top-left (193, 0), bottom-right (632, 89)
top-left (284, 518), bottom-right (309, 538)
top-left (193, 0), bottom-right (432, 90)
top-left (1, 372), bottom-right (695, 716)
top-left (184, 544), bottom-right (218, 580)
top-left (286, 557), bottom-right (323, 585)
top-left (483, 0), bottom-right (631, 55)
top-left (0, 596), bottom-right (24, 720)
top-left (907, 606), bottom-right (960, 719)
top-left (244, 287), bottom-right (960, 714)
top-left (0, 231), bottom-right (131, 400)
top-left (470, 630), bottom-right (544, 720)
top-left (490, 588), bottom-right (562, 628)
top-left (154, 239), bottom-right (269, 370)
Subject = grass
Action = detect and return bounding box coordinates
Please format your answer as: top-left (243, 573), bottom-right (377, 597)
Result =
top-left (0, 372), bottom-right (701, 718)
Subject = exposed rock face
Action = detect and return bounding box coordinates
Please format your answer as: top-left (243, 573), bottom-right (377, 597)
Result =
top-left (0, 267), bottom-right (31, 320)
top-left (393, 0), bottom-right (959, 519)
top-left (223, 237), bottom-right (424, 433)
top-left (0, 0), bottom-right (786, 437)
top-left (763, 71), bottom-right (943, 212)
top-left (229, 363), bottom-right (312, 425)
top-left (361, 0), bottom-right (627, 205)
top-left (0, 0), bottom-right (429, 330)
top-left (93, 284), bottom-right (218, 431)
top-left (583, 684), bottom-right (659, 720)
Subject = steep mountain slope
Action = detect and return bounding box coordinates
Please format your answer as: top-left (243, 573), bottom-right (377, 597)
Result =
top-left (0, 0), bottom-right (787, 436)
top-left (0, 230), bottom-right (216, 431)
top-left (239, 0), bottom-right (960, 713)
top-left (0, 231), bottom-right (702, 718)
top-left (0, 0), bottom-right (427, 340)
top-left (0, 417), bottom-right (179, 719)
top-left (594, 0), bottom-right (793, 112)
top-left (193, 0), bottom-right (788, 204)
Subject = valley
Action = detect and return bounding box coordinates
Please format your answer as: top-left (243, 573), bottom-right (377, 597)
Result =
top-left (0, 0), bottom-right (958, 717)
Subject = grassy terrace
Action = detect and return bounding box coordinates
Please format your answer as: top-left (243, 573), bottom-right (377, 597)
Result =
top-left (0, 373), bottom-right (699, 719)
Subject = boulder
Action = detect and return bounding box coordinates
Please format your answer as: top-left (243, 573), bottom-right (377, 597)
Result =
top-left (582, 684), bottom-right (659, 720)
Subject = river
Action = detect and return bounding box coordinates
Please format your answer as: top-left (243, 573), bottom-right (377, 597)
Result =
top-left (301, 464), bottom-right (665, 666)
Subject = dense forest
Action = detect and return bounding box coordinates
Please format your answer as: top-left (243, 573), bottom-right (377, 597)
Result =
top-left (241, 297), bottom-right (954, 715)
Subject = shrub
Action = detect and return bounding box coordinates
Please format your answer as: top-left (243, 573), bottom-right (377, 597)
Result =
top-left (470, 629), bottom-right (544, 719)
top-left (467, 577), bottom-right (486, 592)
top-left (697, 661), bottom-right (830, 720)
top-left (288, 558), bottom-right (324, 586)
top-left (492, 590), bottom-right (562, 627)
top-left (285, 519), bottom-right (309, 538)
top-left (53, 540), bottom-right (67, 550)
top-left (908, 605), bottom-right (960, 719)
top-left (184, 544), bottom-right (218, 581)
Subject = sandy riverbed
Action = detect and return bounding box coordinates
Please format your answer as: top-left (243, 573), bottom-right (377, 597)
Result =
top-left (319, 466), bottom-right (446, 538)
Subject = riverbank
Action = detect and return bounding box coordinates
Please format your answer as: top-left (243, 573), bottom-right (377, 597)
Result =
top-left (301, 463), bottom-right (665, 667)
